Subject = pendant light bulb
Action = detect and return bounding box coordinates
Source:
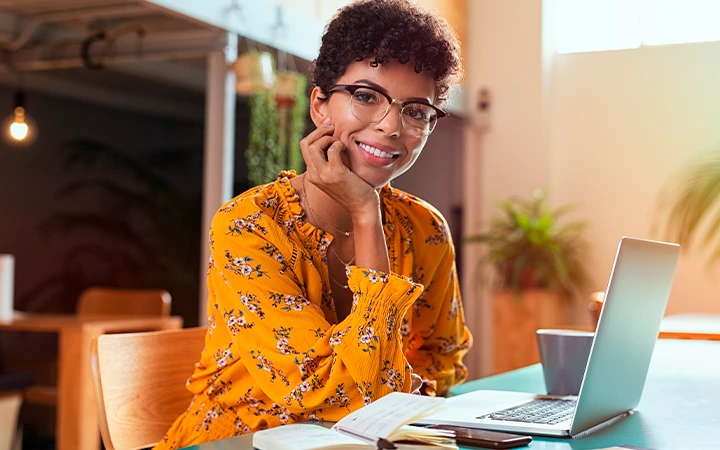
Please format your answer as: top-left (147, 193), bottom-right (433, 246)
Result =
top-left (9, 107), bottom-right (29, 141)
top-left (3, 90), bottom-right (37, 147)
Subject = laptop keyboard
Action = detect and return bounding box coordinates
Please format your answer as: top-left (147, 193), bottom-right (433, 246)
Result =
top-left (477, 398), bottom-right (576, 425)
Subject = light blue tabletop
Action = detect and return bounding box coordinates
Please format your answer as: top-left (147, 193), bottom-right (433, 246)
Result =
top-left (182, 339), bottom-right (720, 450)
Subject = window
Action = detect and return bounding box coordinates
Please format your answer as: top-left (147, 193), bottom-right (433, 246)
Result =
top-left (554, 0), bottom-right (720, 54)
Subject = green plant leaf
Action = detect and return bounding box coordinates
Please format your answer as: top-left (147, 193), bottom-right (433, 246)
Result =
top-left (465, 190), bottom-right (589, 299)
top-left (657, 150), bottom-right (720, 263)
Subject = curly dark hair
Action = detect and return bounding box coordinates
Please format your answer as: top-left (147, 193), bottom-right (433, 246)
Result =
top-left (310, 0), bottom-right (462, 105)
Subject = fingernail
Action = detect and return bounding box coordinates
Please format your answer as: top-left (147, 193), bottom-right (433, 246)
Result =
top-left (322, 118), bottom-right (331, 125)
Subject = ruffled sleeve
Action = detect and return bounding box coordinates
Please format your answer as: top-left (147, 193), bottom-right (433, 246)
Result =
top-left (335, 266), bottom-right (423, 391)
top-left (207, 201), bottom-right (426, 421)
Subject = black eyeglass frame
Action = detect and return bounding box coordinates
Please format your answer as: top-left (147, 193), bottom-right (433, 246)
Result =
top-left (326, 84), bottom-right (447, 135)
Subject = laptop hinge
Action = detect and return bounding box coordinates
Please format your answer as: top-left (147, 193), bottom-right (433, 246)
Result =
top-left (571, 411), bottom-right (634, 439)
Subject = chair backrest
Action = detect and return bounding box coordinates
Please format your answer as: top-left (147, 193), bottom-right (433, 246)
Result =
top-left (91, 327), bottom-right (206, 450)
top-left (77, 287), bottom-right (172, 317)
top-left (0, 392), bottom-right (23, 450)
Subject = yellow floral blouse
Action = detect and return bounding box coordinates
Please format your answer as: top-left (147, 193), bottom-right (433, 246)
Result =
top-left (156, 171), bottom-right (472, 449)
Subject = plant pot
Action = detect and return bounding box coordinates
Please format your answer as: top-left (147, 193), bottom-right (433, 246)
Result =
top-left (233, 51), bottom-right (275, 95)
top-left (492, 289), bottom-right (567, 375)
top-left (275, 71), bottom-right (299, 108)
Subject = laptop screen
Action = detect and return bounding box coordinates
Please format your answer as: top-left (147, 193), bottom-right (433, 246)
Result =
top-left (570, 237), bottom-right (680, 436)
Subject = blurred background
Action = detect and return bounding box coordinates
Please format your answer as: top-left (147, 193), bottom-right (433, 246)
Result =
top-left (0, 0), bottom-right (719, 448)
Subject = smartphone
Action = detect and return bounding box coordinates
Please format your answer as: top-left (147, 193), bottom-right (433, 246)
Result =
top-left (425, 424), bottom-right (532, 449)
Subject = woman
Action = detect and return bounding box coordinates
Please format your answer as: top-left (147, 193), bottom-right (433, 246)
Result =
top-left (157, 1), bottom-right (471, 448)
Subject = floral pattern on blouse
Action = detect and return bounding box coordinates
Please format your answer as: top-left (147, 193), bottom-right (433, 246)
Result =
top-left (155, 171), bottom-right (472, 449)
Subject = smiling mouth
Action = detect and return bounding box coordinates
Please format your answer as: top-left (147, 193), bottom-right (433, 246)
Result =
top-left (357, 142), bottom-right (400, 159)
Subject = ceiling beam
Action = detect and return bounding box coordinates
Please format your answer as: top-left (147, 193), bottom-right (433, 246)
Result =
top-left (0, 71), bottom-right (204, 121)
top-left (0, 5), bottom-right (154, 51)
top-left (1, 29), bottom-right (226, 71)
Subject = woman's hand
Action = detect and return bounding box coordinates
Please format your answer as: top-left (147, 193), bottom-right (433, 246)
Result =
top-left (301, 120), bottom-right (391, 273)
top-left (301, 121), bottom-right (379, 220)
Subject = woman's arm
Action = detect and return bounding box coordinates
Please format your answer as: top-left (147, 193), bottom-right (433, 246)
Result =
top-left (405, 225), bottom-right (473, 396)
top-left (208, 208), bottom-right (423, 420)
top-left (302, 123), bottom-right (390, 274)
top-left (351, 198), bottom-right (390, 273)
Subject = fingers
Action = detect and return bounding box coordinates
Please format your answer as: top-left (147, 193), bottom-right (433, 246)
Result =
top-left (311, 141), bottom-right (346, 184)
top-left (303, 136), bottom-right (337, 176)
top-left (303, 126), bottom-right (347, 187)
top-left (299, 124), bottom-right (334, 155)
top-left (325, 140), bottom-right (346, 169)
top-left (300, 124), bottom-right (334, 177)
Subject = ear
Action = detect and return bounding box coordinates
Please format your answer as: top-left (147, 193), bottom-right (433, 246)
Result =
top-left (309, 86), bottom-right (330, 127)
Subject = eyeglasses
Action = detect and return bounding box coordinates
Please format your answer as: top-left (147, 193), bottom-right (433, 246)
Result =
top-left (327, 84), bottom-right (446, 137)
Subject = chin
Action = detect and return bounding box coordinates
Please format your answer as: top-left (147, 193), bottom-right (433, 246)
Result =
top-left (343, 153), bottom-right (394, 189)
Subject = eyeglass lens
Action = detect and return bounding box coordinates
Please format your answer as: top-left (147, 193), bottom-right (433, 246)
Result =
top-left (349, 87), bottom-right (437, 136)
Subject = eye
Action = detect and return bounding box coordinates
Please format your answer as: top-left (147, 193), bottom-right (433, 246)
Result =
top-left (352, 88), bottom-right (381, 104)
top-left (404, 104), bottom-right (435, 122)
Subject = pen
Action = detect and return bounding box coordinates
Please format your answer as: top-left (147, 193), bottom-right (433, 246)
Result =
top-left (334, 427), bottom-right (397, 449)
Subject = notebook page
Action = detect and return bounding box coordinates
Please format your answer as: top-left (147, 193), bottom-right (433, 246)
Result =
top-left (253, 424), bottom-right (365, 450)
top-left (333, 392), bottom-right (444, 440)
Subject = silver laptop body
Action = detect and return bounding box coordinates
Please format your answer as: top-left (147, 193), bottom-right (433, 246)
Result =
top-left (417, 237), bottom-right (680, 437)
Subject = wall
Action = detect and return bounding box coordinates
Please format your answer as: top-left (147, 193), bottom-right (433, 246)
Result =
top-left (549, 42), bottom-right (720, 315)
top-left (393, 115), bottom-right (465, 240)
top-left (463, 0), bottom-right (720, 376)
top-left (463, 0), bottom-right (549, 377)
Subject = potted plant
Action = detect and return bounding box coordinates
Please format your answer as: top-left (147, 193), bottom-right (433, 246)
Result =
top-left (466, 189), bottom-right (590, 373)
top-left (233, 51), bottom-right (276, 96)
top-left (655, 150), bottom-right (720, 264)
top-left (28, 138), bottom-right (202, 322)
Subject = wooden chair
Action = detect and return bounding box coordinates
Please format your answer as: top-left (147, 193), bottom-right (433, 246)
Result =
top-left (90, 327), bottom-right (206, 450)
top-left (77, 287), bottom-right (172, 317)
top-left (0, 392), bottom-right (21, 450)
top-left (0, 372), bottom-right (34, 450)
top-left (23, 287), bottom-right (173, 409)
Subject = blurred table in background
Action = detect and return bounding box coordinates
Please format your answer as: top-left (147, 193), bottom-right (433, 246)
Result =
top-left (659, 313), bottom-right (720, 340)
top-left (0, 313), bottom-right (183, 450)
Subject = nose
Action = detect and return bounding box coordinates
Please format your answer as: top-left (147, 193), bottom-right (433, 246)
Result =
top-left (373, 102), bottom-right (402, 138)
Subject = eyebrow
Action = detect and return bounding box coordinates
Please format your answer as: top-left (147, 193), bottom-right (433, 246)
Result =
top-left (353, 78), bottom-right (433, 104)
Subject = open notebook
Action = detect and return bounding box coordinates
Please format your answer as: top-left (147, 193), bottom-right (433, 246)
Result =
top-left (252, 392), bottom-right (457, 450)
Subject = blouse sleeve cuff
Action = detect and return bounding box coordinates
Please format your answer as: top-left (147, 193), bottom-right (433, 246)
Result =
top-left (346, 266), bottom-right (424, 312)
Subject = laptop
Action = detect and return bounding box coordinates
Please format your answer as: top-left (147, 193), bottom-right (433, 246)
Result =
top-left (417, 237), bottom-right (680, 438)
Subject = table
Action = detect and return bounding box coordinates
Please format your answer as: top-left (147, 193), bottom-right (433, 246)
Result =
top-left (659, 313), bottom-right (720, 340)
top-left (567, 313), bottom-right (720, 342)
top-left (0, 312), bottom-right (183, 450)
top-left (181, 339), bottom-right (720, 450)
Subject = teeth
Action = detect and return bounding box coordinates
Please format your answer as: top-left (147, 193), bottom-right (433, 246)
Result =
top-left (358, 142), bottom-right (397, 159)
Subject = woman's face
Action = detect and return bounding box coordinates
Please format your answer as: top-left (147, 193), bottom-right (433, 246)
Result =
top-left (310, 59), bottom-right (437, 189)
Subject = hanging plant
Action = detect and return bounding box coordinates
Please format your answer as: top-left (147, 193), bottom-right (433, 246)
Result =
top-left (285, 72), bottom-right (308, 173)
top-left (246, 89), bottom-right (282, 186)
top-left (245, 68), bottom-right (309, 185)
